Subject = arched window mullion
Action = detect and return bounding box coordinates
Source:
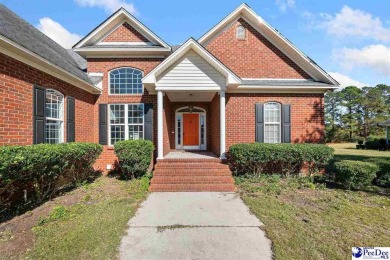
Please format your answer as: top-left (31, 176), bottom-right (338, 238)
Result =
top-left (109, 67), bottom-right (143, 95)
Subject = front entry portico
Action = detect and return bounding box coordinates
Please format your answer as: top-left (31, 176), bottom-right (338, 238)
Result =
top-left (142, 39), bottom-right (241, 159)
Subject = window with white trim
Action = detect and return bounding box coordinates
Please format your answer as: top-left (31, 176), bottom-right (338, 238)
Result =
top-left (236, 25), bottom-right (246, 40)
top-left (109, 104), bottom-right (144, 145)
top-left (109, 67), bottom-right (143, 94)
top-left (264, 102), bottom-right (281, 143)
top-left (45, 89), bottom-right (64, 144)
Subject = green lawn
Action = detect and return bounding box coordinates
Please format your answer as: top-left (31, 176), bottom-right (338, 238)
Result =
top-left (329, 142), bottom-right (390, 162)
top-left (237, 143), bottom-right (390, 260)
top-left (25, 177), bottom-right (149, 260)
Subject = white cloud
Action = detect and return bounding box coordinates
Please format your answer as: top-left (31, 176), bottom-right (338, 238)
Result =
top-left (74, 0), bottom-right (137, 14)
top-left (37, 18), bottom-right (82, 49)
top-left (275, 0), bottom-right (295, 12)
top-left (320, 6), bottom-right (390, 42)
top-left (334, 44), bottom-right (390, 76)
top-left (329, 72), bottom-right (368, 88)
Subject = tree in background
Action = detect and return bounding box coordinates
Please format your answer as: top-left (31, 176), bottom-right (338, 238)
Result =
top-left (325, 90), bottom-right (342, 142)
top-left (339, 86), bottom-right (363, 140)
top-left (324, 84), bottom-right (390, 143)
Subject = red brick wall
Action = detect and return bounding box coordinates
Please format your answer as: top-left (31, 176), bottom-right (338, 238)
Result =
top-left (204, 19), bottom-right (311, 79)
top-left (0, 53), bottom-right (97, 146)
top-left (210, 94), bottom-right (220, 155)
top-left (87, 58), bottom-right (163, 170)
top-left (102, 22), bottom-right (149, 43)
top-left (225, 93), bottom-right (325, 150)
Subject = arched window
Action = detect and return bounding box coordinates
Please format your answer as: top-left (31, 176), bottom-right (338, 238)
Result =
top-left (45, 89), bottom-right (64, 144)
top-left (264, 102), bottom-right (281, 143)
top-left (236, 25), bottom-right (246, 40)
top-left (109, 67), bottom-right (143, 94)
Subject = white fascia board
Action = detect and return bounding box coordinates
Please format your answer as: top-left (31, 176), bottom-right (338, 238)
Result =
top-left (142, 38), bottom-right (241, 85)
top-left (198, 4), bottom-right (339, 86)
top-left (0, 36), bottom-right (101, 94)
top-left (155, 86), bottom-right (222, 92)
top-left (228, 85), bottom-right (338, 93)
top-left (74, 9), bottom-right (170, 50)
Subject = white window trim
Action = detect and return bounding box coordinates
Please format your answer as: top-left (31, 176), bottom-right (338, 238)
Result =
top-left (264, 102), bottom-right (281, 144)
top-left (45, 89), bottom-right (64, 144)
top-left (108, 67), bottom-right (144, 95)
top-left (108, 103), bottom-right (145, 146)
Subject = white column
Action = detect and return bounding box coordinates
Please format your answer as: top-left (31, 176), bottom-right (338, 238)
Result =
top-left (220, 90), bottom-right (226, 159)
top-left (157, 90), bottom-right (164, 159)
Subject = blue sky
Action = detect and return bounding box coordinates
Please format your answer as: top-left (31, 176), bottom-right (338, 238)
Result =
top-left (1, 0), bottom-right (389, 87)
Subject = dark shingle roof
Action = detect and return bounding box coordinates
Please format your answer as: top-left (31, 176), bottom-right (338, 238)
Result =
top-left (0, 4), bottom-right (91, 83)
top-left (241, 79), bottom-right (333, 86)
top-left (66, 49), bottom-right (87, 71)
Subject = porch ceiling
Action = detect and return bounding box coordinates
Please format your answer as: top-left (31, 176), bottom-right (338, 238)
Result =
top-left (166, 92), bottom-right (216, 102)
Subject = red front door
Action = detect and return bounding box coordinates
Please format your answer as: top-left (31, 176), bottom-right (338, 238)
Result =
top-left (183, 114), bottom-right (199, 146)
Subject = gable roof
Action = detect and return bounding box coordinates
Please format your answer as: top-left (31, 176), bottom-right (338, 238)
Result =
top-left (0, 4), bottom-right (100, 93)
top-left (199, 3), bottom-right (339, 86)
top-left (142, 38), bottom-right (241, 92)
top-left (73, 8), bottom-right (170, 51)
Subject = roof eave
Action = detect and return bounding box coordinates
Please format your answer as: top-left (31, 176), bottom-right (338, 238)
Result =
top-left (143, 38), bottom-right (241, 85)
top-left (73, 8), bottom-right (171, 50)
top-left (0, 35), bottom-right (101, 94)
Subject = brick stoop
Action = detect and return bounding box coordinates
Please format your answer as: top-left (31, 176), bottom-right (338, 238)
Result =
top-left (149, 158), bottom-right (236, 192)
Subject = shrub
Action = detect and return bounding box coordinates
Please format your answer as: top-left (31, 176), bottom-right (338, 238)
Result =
top-left (227, 143), bottom-right (334, 177)
top-left (0, 143), bottom-right (102, 211)
top-left (367, 158), bottom-right (390, 188)
top-left (114, 140), bottom-right (154, 179)
top-left (364, 137), bottom-right (386, 150)
top-left (334, 160), bottom-right (378, 189)
top-left (357, 140), bottom-right (364, 145)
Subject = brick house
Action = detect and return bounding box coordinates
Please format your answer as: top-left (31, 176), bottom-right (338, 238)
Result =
top-left (0, 4), bottom-right (338, 191)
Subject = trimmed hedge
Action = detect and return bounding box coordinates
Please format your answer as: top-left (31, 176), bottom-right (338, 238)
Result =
top-left (364, 138), bottom-right (387, 150)
top-left (227, 143), bottom-right (334, 176)
top-left (368, 158), bottom-right (390, 188)
top-left (335, 160), bottom-right (378, 190)
top-left (114, 140), bottom-right (154, 179)
top-left (0, 143), bottom-right (102, 213)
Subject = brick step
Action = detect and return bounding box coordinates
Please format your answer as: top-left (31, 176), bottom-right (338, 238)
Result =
top-left (155, 163), bottom-right (230, 170)
top-left (149, 183), bottom-right (236, 192)
top-left (153, 169), bottom-right (232, 176)
top-left (157, 158), bottom-right (222, 163)
top-left (151, 176), bottom-right (235, 184)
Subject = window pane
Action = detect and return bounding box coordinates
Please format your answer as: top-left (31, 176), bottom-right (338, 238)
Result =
top-left (45, 89), bottom-right (63, 119)
top-left (110, 104), bottom-right (125, 124)
top-left (264, 124), bottom-right (280, 143)
top-left (264, 102), bottom-right (281, 123)
top-left (109, 68), bottom-right (143, 94)
top-left (45, 120), bottom-right (61, 144)
top-left (129, 125), bottom-right (143, 140)
top-left (110, 125), bottom-right (125, 145)
top-left (177, 115), bottom-right (181, 145)
top-left (128, 104), bottom-right (144, 124)
top-left (236, 25), bottom-right (246, 39)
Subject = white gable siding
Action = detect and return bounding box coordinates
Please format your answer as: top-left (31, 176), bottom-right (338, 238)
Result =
top-left (156, 50), bottom-right (225, 88)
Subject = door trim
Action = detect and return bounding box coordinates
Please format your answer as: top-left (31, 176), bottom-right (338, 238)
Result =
top-left (175, 106), bottom-right (206, 150)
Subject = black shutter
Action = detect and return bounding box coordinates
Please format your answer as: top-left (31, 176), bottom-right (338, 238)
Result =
top-left (282, 104), bottom-right (291, 143)
top-left (67, 96), bottom-right (75, 142)
top-left (255, 103), bottom-right (264, 142)
top-left (99, 104), bottom-right (108, 145)
top-left (144, 103), bottom-right (153, 141)
top-left (33, 86), bottom-right (46, 144)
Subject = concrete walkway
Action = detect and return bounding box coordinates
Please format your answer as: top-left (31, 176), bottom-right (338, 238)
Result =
top-left (119, 192), bottom-right (273, 260)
